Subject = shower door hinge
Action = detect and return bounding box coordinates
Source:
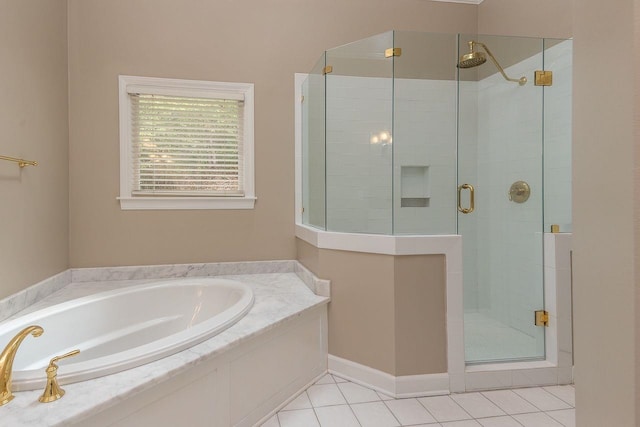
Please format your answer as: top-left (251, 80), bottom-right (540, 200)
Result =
top-left (385, 48), bottom-right (402, 58)
top-left (535, 310), bottom-right (549, 327)
top-left (322, 65), bottom-right (333, 75)
top-left (534, 70), bottom-right (553, 86)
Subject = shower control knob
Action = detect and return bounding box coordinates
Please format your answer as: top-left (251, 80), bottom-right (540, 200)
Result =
top-left (508, 181), bottom-right (530, 203)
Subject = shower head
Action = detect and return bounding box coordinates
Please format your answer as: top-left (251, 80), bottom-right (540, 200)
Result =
top-left (458, 41), bottom-right (527, 86)
top-left (458, 41), bottom-right (487, 68)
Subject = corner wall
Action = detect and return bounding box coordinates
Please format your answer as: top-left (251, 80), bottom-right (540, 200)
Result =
top-left (297, 238), bottom-right (447, 376)
top-left (573, 0), bottom-right (638, 425)
top-left (478, 0), bottom-right (572, 39)
top-left (0, 1), bottom-right (69, 299)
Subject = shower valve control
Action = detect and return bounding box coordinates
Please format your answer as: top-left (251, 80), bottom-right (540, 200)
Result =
top-left (508, 181), bottom-right (530, 203)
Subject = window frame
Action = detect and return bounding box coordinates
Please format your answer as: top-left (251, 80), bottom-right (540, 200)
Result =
top-left (118, 75), bottom-right (256, 210)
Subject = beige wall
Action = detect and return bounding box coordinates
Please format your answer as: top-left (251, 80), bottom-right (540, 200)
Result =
top-left (573, 0), bottom-right (638, 425)
top-left (67, 0), bottom-right (477, 268)
top-left (636, 3), bottom-right (640, 418)
top-left (0, 1), bottom-right (69, 299)
top-left (297, 239), bottom-right (447, 376)
top-left (394, 255), bottom-right (447, 376)
top-left (478, 0), bottom-right (572, 39)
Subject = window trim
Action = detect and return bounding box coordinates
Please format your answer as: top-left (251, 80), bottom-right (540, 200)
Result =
top-left (118, 75), bottom-right (256, 210)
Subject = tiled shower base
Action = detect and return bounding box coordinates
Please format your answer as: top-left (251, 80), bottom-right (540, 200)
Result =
top-left (464, 312), bottom-right (541, 364)
top-left (262, 373), bottom-right (575, 427)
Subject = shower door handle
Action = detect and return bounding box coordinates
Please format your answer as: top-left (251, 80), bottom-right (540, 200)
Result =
top-left (458, 184), bottom-right (475, 214)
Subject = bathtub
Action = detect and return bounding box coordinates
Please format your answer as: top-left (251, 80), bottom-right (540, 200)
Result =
top-left (0, 277), bottom-right (254, 391)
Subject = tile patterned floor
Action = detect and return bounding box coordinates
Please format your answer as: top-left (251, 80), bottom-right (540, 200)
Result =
top-left (261, 374), bottom-right (575, 427)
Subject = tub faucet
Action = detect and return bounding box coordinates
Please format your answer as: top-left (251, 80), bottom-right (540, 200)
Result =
top-left (0, 325), bottom-right (44, 405)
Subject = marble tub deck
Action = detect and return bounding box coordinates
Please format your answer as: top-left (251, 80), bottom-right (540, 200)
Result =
top-left (0, 267), bottom-right (329, 426)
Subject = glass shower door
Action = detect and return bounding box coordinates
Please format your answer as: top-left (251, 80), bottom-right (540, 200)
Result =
top-left (457, 35), bottom-right (545, 364)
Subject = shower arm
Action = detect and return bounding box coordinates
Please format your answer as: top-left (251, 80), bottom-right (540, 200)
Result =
top-left (473, 42), bottom-right (527, 86)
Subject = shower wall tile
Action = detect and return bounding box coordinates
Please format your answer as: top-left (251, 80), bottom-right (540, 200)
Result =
top-left (394, 78), bottom-right (457, 235)
top-left (477, 52), bottom-right (544, 336)
top-left (544, 40), bottom-right (573, 232)
top-left (326, 75), bottom-right (393, 234)
top-left (325, 76), bottom-right (458, 235)
top-left (463, 42), bottom-right (574, 361)
top-left (543, 232), bottom-right (573, 373)
top-left (545, 312), bottom-right (559, 366)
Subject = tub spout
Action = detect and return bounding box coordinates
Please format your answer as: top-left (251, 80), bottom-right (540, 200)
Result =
top-left (0, 325), bottom-right (44, 405)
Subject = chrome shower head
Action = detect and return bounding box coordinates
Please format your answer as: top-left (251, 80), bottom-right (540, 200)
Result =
top-left (458, 41), bottom-right (487, 68)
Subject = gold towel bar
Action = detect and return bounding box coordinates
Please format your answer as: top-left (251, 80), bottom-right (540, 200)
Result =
top-left (0, 155), bottom-right (37, 168)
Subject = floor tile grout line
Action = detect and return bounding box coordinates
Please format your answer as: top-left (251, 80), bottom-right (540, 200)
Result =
top-left (479, 389), bottom-right (515, 413)
top-left (508, 413), bottom-right (527, 427)
top-left (316, 372), bottom-right (362, 427)
top-left (272, 410), bottom-right (282, 427)
top-left (472, 408), bottom-right (560, 419)
top-left (452, 392), bottom-right (507, 419)
top-left (414, 395), bottom-right (445, 423)
top-left (380, 398), bottom-right (406, 426)
top-left (309, 375), bottom-right (333, 427)
top-left (344, 404), bottom-right (364, 427)
top-left (330, 378), bottom-right (365, 427)
top-left (542, 386), bottom-right (576, 407)
top-left (416, 393), bottom-right (474, 423)
top-left (510, 387), bottom-right (547, 413)
top-left (285, 374), bottom-right (334, 427)
top-left (278, 391), bottom-right (310, 412)
top-left (310, 405), bottom-right (322, 427)
top-left (512, 386), bottom-right (570, 413)
top-left (545, 408), bottom-right (576, 427)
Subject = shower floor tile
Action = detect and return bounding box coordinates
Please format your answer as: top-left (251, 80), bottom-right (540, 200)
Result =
top-left (464, 312), bottom-right (541, 363)
top-left (264, 375), bottom-right (575, 427)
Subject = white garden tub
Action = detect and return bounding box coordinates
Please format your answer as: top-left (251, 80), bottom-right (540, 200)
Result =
top-left (0, 277), bottom-right (254, 391)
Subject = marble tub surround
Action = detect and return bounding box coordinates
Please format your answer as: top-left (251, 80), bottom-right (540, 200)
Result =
top-left (0, 271), bottom-right (329, 426)
top-left (70, 260), bottom-right (298, 283)
top-left (0, 270), bottom-right (71, 322)
top-left (294, 262), bottom-right (331, 297)
top-left (71, 260), bottom-right (329, 297)
top-left (0, 260), bottom-right (330, 323)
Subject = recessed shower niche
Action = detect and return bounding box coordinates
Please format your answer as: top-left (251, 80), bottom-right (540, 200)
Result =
top-left (299, 30), bottom-right (572, 367)
top-left (400, 166), bottom-right (430, 208)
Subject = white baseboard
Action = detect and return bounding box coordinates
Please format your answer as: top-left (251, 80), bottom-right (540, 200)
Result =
top-left (328, 354), bottom-right (450, 398)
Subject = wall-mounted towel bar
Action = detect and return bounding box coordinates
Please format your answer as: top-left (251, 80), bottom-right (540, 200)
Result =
top-left (0, 155), bottom-right (37, 168)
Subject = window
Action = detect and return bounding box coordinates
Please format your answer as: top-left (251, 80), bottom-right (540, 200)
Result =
top-left (118, 75), bottom-right (255, 210)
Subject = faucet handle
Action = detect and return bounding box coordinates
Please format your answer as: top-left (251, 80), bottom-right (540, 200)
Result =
top-left (49, 349), bottom-right (80, 367)
top-left (38, 349), bottom-right (80, 403)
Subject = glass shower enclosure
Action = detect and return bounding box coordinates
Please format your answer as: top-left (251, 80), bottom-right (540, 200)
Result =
top-left (301, 31), bottom-right (572, 365)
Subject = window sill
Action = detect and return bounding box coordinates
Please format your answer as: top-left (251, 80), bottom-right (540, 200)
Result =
top-left (118, 196), bottom-right (257, 210)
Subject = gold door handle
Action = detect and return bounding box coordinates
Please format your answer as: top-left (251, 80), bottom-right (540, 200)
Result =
top-left (458, 184), bottom-right (475, 214)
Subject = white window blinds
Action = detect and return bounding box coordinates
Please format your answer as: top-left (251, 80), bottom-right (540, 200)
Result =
top-left (129, 93), bottom-right (244, 197)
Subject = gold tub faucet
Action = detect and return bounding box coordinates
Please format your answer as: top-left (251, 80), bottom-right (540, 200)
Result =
top-left (0, 325), bottom-right (44, 406)
top-left (39, 349), bottom-right (80, 403)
